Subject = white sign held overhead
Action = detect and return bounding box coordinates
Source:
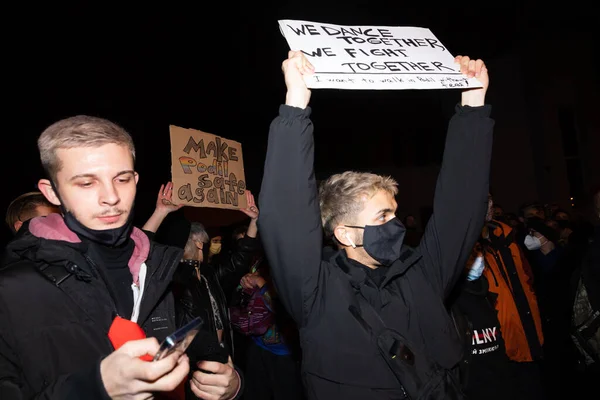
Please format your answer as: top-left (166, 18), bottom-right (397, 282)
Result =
top-left (278, 20), bottom-right (483, 90)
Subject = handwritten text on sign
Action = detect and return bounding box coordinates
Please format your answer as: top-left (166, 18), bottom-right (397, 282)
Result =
top-left (278, 20), bottom-right (482, 90)
top-left (170, 125), bottom-right (247, 210)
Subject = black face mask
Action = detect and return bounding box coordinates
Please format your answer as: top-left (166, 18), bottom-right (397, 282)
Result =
top-left (51, 181), bottom-right (133, 247)
top-left (63, 211), bottom-right (133, 247)
top-left (345, 218), bottom-right (406, 266)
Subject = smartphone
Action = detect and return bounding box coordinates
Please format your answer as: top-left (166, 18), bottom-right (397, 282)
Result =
top-left (153, 317), bottom-right (203, 361)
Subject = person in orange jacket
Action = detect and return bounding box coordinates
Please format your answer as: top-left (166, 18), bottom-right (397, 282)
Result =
top-left (476, 192), bottom-right (545, 399)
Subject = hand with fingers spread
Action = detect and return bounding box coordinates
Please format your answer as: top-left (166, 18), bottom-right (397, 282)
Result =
top-left (282, 50), bottom-right (315, 109)
top-left (455, 55), bottom-right (489, 107)
top-left (100, 337), bottom-right (190, 400)
top-left (240, 191), bottom-right (259, 221)
top-left (142, 182), bottom-right (184, 233)
top-left (190, 357), bottom-right (241, 400)
top-left (240, 191), bottom-right (260, 239)
top-left (156, 182), bottom-right (184, 214)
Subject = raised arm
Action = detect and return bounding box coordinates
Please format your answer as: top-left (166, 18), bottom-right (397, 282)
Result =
top-left (215, 192), bottom-right (261, 300)
top-left (142, 182), bottom-right (183, 233)
top-left (419, 56), bottom-right (495, 298)
top-left (239, 190), bottom-right (259, 239)
top-left (257, 52), bottom-right (324, 327)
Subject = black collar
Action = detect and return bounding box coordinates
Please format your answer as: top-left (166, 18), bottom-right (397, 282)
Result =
top-left (333, 247), bottom-right (422, 290)
top-left (181, 259), bottom-right (201, 268)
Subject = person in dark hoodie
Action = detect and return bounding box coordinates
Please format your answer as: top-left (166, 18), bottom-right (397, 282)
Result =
top-left (0, 116), bottom-right (189, 399)
top-left (449, 252), bottom-right (522, 400)
top-left (448, 196), bottom-right (523, 400)
top-left (258, 51), bottom-right (493, 399)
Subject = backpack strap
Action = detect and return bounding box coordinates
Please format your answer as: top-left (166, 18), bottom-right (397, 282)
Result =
top-left (347, 301), bottom-right (411, 399)
top-left (34, 261), bottom-right (115, 333)
top-left (38, 262), bottom-right (93, 286)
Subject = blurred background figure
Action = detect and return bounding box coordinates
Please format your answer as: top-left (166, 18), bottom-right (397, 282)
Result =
top-left (5, 191), bottom-right (59, 235)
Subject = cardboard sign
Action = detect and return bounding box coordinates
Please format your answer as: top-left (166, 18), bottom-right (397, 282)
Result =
top-left (278, 19), bottom-right (483, 90)
top-left (170, 125), bottom-right (247, 210)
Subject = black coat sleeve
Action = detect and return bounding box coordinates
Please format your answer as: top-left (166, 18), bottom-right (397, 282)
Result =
top-left (418, 104), bottom-right (494, 298)
top-left (258, 105), bottom-right (326, 328)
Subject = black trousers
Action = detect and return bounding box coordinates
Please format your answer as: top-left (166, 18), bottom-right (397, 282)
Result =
top-left (243, 339), bottom-right (305, 400)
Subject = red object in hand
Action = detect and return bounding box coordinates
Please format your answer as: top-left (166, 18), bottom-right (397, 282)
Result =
top-left (107, 316), bottom-right (153, 361)
top-left (107, 316), bottom-right (188, 399)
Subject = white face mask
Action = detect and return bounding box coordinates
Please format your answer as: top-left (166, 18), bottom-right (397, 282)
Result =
top-left (524, 235), bottom-right (542, 250)
top-left (466, 255), bottom-right (485, 281)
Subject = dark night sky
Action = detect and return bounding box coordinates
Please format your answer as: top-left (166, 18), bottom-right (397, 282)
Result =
top-left (1, 2), bottom-right (594, 245)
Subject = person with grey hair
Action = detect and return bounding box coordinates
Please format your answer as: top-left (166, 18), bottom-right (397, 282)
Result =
top-left (143, 182), bottom-right (262, 399)
top-left (168, 221), bottom-right (249, 400)
top-left (183, 222), bottom-right (210, 259)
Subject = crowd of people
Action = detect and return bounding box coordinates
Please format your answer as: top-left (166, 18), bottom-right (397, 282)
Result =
top-left (0, 50), bottom-right (597, 400)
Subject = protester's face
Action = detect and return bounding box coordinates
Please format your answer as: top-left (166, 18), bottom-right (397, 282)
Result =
top-left (554, 211), bottom-right (569, 221)
top-left (338, 190), bottom-right (397, 265)
top-left (195, 241), bottom-right (206, 263)
top-left (42, 144), bottom-right (138, 231)
top-left (356, 190), bottom-right (398, 228)
top-left (525, 206), bottom-right (545, 220)
top-left (546, 220), bottom-right (559, 231)
top-left (209, 236), bottom-right (222, 255)
top-left (548, 204), bottom-right (559, 214)
top-left (532, 230), bottom-right (549, 244)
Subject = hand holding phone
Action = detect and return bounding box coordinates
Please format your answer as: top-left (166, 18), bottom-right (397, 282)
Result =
top-left (191, 356), bottom-right (241, 400)
top-left (153, 317), bottom-right (203, 361)
top-left (100, 337), bottom-right (189, 399)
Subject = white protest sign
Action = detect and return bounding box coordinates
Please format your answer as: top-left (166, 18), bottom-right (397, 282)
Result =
top-left (278, 20), bottom-right (483, 90)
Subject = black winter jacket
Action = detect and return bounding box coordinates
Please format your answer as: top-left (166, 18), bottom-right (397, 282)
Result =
top-left (0, 214), bottom-right (182, 399)
top-left (171, 235), bottom-right (259, 399)
top-left (258, 104), bottom-right (494, 399)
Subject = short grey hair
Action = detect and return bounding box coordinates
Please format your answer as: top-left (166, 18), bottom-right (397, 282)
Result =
top-left (183, 222), bottom-right (210, 259)
top-left (319, 171), bottom-right (398, 237)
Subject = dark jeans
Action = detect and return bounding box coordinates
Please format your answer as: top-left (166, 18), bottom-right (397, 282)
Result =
top-left (244, 339), bottom-right (305, 400)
